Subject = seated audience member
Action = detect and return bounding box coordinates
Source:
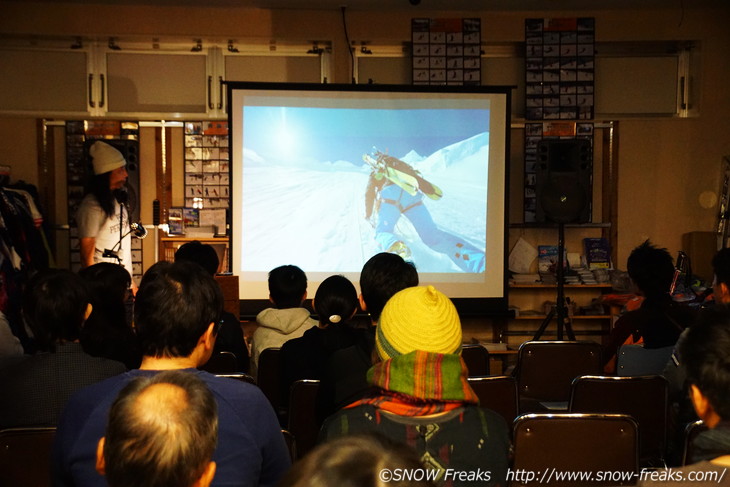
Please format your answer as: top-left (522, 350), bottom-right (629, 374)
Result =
top-left (0, 310), bottom-right (23, 358)
top-left (320, 286), bottom-right (510, 487)
top-left (279, 432), bottom-right (435, 487)
top-left (78, 262), bottom-right (141, 369)
top-left (53, 261), bottom-right (290, 487)
top-left (665, 248), bottom-right (730, 462)
top-left (250, 265), bottom-right (317, 377)
top-left (359, 252), bottom-right (419, 326)
top-left (280, 274), bottom-right (359, 420)
top-left (641, 305), bottom-right (730, 486)
top-left (325, 252), bottom-right (420, 412)
top-left (603, 240), bottom-right (696, 366)
top-left (96, 370), bottom-right (218, 487)
top-left (0, 269), bottom-right (126, 429)
top-left (175, 240), bottom-right (249, 373)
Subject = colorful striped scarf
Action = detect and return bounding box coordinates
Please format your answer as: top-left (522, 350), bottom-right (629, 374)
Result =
top-left (345, 350), bottom-right (478, 416)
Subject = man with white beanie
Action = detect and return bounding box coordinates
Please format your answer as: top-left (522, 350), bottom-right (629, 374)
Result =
top-left (76, 141), bottom-right (133, 278)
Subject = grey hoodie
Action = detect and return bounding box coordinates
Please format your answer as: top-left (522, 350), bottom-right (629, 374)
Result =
top-left (250, 307), bottom-right (318, 377)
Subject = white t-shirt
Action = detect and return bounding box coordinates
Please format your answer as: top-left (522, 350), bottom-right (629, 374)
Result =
top-left (76, 193), bottom-right (133, 276)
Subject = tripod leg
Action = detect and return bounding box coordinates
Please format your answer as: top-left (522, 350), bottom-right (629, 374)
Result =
top-left (533, 306), bottom-right (556, 341)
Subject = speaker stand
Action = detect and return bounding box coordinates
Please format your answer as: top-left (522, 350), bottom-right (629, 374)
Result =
top-left (533, 222), bottom-right (576, 341)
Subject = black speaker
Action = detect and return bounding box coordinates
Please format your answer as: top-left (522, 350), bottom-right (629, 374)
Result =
top-left (535, 138), bottom-right (592, 223)
top-left (84, 138), bottom-right (141, 222)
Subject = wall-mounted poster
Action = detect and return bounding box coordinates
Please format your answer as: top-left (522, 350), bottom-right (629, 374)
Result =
top-left (184, 121), bottom-right (231, 210)
top-left (412, 18), bottom-right (481, 86)
top-left (525, 17), bottom-right (595, 121)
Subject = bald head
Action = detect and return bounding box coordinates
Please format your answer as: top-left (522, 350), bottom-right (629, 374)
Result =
top-left (98, 371), bottom-right (218, 487)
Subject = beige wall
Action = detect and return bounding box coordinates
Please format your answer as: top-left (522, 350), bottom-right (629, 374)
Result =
top-left (1, 1), bottom-right (729, 271)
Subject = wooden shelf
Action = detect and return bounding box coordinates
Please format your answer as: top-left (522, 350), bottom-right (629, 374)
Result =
top-left (510, 284), bottom-right (612, 289)
top-left (514, 315), bottom-right (611, 320)
top-left (509, 222), bottom-right (611, 229)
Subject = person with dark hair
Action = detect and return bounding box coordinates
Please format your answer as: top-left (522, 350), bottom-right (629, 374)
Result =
top-left (279, 432), bottom-right (435, 487)
top-left (360, 252), bottom-right (419, 325)
top-left (250, 265), bottom-right (317, 377)
top-left (0, 269), bottom-right (126, 428)
top-left (664, 247), bottom-right (730, 464)
top-left (602, 240), bottom-right (696, 366)
top-left (76, 141), bottom-right (134, 278)
top-left (280, 275), bottom-right (360, 421)
top-left (640, 306), bottom-right (730, 486)
top-left (321, 286), bottom-right (510, 487)
top-left (78, 262), bottom-right (141, 369)
top-left (96, 370), bottom-right (218, 487)
top-left (175, 240), bottom-right (249, 372)
top-left (53, 261), bottom-right (291, 487)
top-left (711, 248), bottom-right (730, 304)
top-left (174, 240), bottom-right (221, 275)
top-left (321, 252), bottom-right (421, 417)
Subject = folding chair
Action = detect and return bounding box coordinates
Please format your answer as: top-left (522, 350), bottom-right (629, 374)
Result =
top-left (515, 340), bottom-right (602, 412)
top-left (287, 379), bottom-right (321, 459)
top-left (569, 375), bottom-right (669, 466)
top-left (0, 427), bottom-right (56, 487)
top-left (281, 429), bottom-right (297, 462)
top-left (257, 347), bottom-right (284, 418)
top-left (617, 344), bottom-right (674, 377)
top-left (467, 376), bottom-right (518, 426)
top-left (513, 413), bottom-right (638, 487)
top-left (682, 420), bottom-right (709, 466)
top-left (461, 343), bottom-right (490, 377)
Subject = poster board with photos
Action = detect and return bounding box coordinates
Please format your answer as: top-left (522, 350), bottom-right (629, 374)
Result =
top-left (183, 121), bottom-right (231, 211)
top-left (523, 121), bottom-right (594, 223)
top-left (412, 18), bottom-right (481, 86)
top-left (525, 17), bottom-right (595, 121)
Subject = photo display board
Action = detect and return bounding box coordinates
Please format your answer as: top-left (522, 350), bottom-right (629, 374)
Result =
top-left (412, 18), bottom-right (481, 86)
top-left (525, 17), bottom-right (595, 121)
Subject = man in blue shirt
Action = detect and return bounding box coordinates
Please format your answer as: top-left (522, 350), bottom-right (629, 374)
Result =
top-left (53, 261), bottom-right (291, 487)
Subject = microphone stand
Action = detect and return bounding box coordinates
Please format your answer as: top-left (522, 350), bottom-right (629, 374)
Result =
top-left (532, 222), bottom-right (576, 341)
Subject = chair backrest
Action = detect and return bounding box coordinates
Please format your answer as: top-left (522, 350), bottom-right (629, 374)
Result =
top-left (200, 351), bottom-right (239, 374)
top-left (257, 347), bottom-right (283, 414)
top-left (516, 341), bottom-right (602, 404)
top-left (281, 429), bottom-right (297, 463)
top-left (461, 344), bottom-right (490, 377)
top-left (0, 427), bottom-right (56, 487)
top-left (617, 344), bottom-right (674, 377)
top-left (215, 373), bottom-right (257, 385)
top-left (569, 375), bottom-right (669, 466)
top-left (682, 420), bottom-right (708, 466)
top-left (467, 376), bottom-right (518, 426)
top-left (287, 379), bottom-right (321, 460)
top-left (513, 413), bottom-right (638, 487)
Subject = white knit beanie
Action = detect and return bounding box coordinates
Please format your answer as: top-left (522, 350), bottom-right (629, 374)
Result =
top-left (90, 141), bottom-right (126, 175)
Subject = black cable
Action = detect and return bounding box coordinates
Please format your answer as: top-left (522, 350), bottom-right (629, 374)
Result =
top-left (341, 6), bottom-right (355, 84)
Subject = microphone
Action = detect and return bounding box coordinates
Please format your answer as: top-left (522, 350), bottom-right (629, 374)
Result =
top-left (130, 222), bottom-right (148, 239)
top-left (114, 188), bottom-right (129, 206)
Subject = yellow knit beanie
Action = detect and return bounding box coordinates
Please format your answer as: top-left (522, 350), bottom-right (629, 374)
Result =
top-left (376, 285), bottom-right (462, 360)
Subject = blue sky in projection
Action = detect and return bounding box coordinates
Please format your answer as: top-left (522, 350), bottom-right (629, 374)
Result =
top-left (242, 106), bottom-right (490, 164)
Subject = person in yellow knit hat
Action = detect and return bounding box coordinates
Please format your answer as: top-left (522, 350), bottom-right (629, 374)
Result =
top-left (320, 285), bottom-right (510, 487)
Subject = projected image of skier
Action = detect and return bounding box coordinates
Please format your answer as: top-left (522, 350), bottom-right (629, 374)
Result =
top-left (364, 148), bottom-right (485, 273)
top-left (240, 105), bottom-right (490, 274)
